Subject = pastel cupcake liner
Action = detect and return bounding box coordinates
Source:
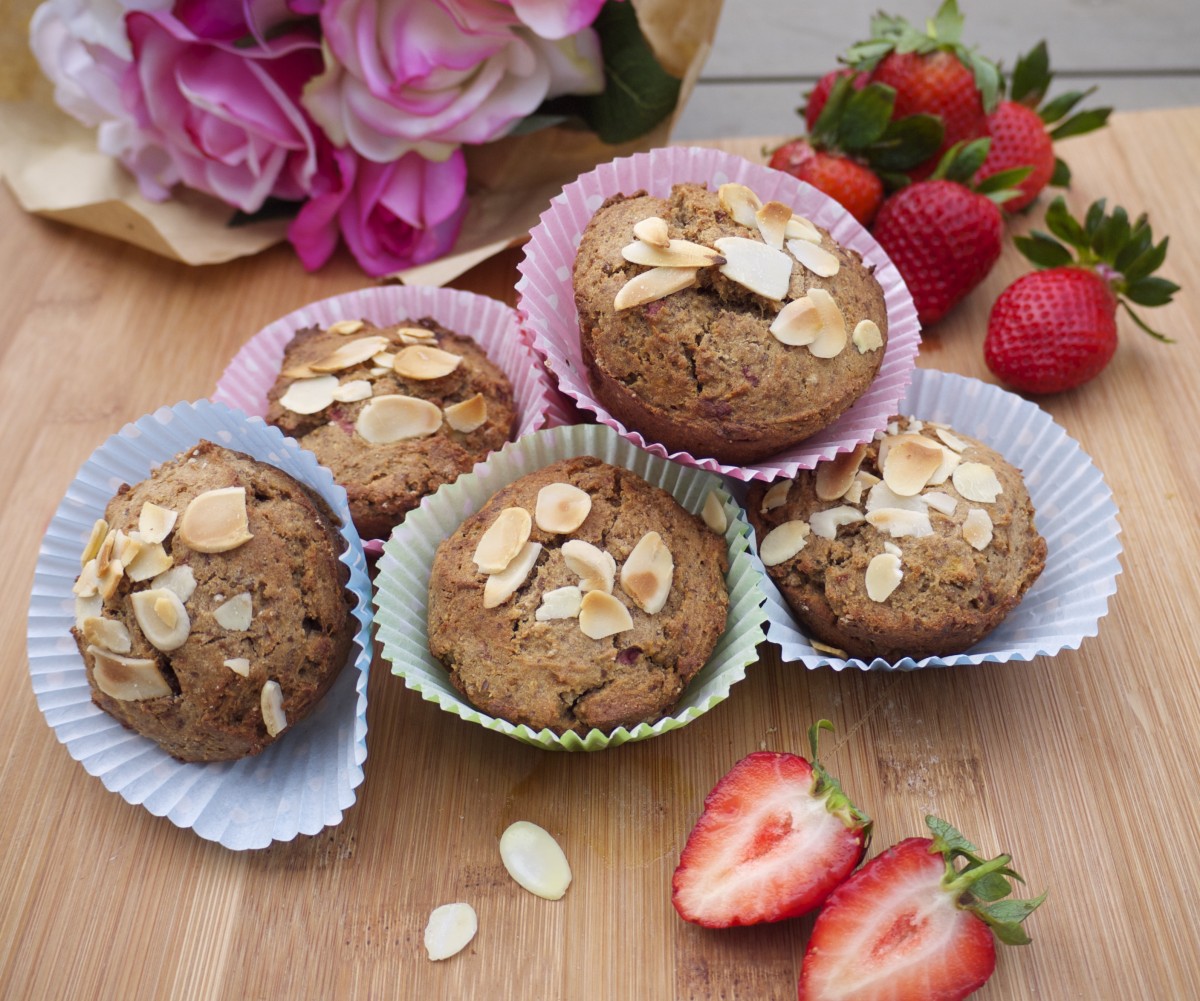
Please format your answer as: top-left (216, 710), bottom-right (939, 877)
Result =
top-left (372, 423), bottom-right (770, 751)
top-left (27, 401), bottom-right (374, 849)
top-left (212, 285), bottom-right (573, 553)
top-left (747, 368), bottom-right (1122, 671)
top-left (515, 144), bottom-right (921, 482)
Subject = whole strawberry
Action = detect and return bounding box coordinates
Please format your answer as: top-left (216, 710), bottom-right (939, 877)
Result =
top-left (672, 722), bottom-right (870, 928)
top-left (798, 816), bottom-right (1045, 1001)
top-left (871, 139), bottom-right (1026, 326)
top-left (985, 197), bottom-right (1177, 393)
top-left (769, 142), bottom-right (884, 227)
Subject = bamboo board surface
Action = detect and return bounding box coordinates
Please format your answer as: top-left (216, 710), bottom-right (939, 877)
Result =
top-left (4, 109), bottom-right (1200, 1000)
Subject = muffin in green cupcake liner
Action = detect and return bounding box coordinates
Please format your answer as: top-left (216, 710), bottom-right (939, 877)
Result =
top-left (373, 424), bottom-right (769, 750)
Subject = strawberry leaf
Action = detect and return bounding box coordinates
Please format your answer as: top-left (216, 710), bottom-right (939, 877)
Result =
top-left (1044, 196), bottom-right (1088, 248)
top-left (930, 0), bottom-right (964, 44)
top-left (976, 165), bottom-right (1032, 196)
top-left (1084, 199), bottom-right (1107, 238)
top-left (977, 894), bottom-right (1048, 945)
top-left (843, 38), bottom-right (893, 70)
top-left (926, 816), bottom-right (978, 854)
top-left (1093, 205), bottom-right (1131, 262)
top-left (1039, 87), bottom-right (1092, 125)
top-left (866, 114), bottom-right (945, 171)
top-left (1014, 232), bottom-right (1073, 269)
top-left (1010, 41), bottom-right (1051, 106)
top-left (1120, 236), bottom-right (1169, 284)
top-left (838, 84), bottom-right (896, 147)
top-left (808, 720), bottom-right (873, 835)
top-left (1050, 157), bottom-right (1071, 187)
top-left (1049, 106), bottom-right (1112, 141)
top-left (1124, 275), bottom-right (1180, 308)
top-left (965, 48), bottom-right (1002, 113)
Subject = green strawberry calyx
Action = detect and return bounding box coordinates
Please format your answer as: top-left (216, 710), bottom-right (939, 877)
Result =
top-left (808, 720), bottom-right (873, 840)
top-left (842, 0), bottom-right (1001, 113)
top-left (1016, 196), bottom-right (1180, 341)
top-left (925, 815), bottom-right (1047, 946)
top-left (928, 138), bottom-right (1031, 205)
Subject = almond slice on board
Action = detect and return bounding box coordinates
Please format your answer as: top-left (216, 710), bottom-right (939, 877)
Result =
top-left (499, 821), bottom-right (572, 900)
top-left (424, 903), bottom-right (479, 962)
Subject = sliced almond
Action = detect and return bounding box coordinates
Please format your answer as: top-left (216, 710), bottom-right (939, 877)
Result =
top-left (717, 182), bottom-right (763, 228)
top-left (866, 552), bottom-right (903, 602)
top-left (935, 428), bottom-right (970, 453)
top-left (613, 266), bottom-right (698, 310)
top-left (261, 680), bottom-right (287, 737)
top-left (499, 821), bottom-right (572, 900)
top-left (372, 351), bottom-right (395, 368)
top-left (177, 487), bottom-right (253, 553)
top-left (75, 594), bottom-right (103, 628)
top-left (73, 559), bottom-right (100, 599)
top-left (444, 394), bottom-right (488, 433)
top-left (923, 491), bottom-right (958, 516)
top-left (395, 326), bottom-right (437, 345)
top-left (866, 508), bottom-right (934, 538)
top-left (89, 647), bottom-right (171, 701)
top-left (281, 363), bottom-right (317, 380)
top-left (769, 295), bottom-right (823, 346)
top-left (883, 541), bottom-right (902, 556)
top-left (483, 541), bottom-right (542, 609)
top-left (815, 444), bottom-right (867, 501)
top-left (224, 657), bottom-right (251, 678)
top-left (111, 531), bottom-right (142, 568)
top-left (701, 490), bottom-right (727, 535)
top-left (882, 437), bottom-right (945, 497)
top-left (95, 529), bottom-right (116, 578)
top-left (714, 237), bottom-right (793, 301)
top-left (806, 289), bottom-right (847, 358)
top-left (759, 520), bottom-right (810, 566)
top-left (561, 539), bottom-right (616, 594)
top-left (963, 508), bottom-right (994, 550)
top-left (393, 345), bottom-right (462, 381)
top-left (124, 541), bottom-right (173, 582)
top-left (151, 564), bottom-right (196, 602)
top-left (328, 319), bottom-right (365, 336)
top-left (866, 481), bottom-right (928, 514)
top-left (81, 616), bottom-right (132, 655)
top-left (633, 216), bottom-right (670, 249)
top-left (809, 506), bottom-right (864, 540)
top-left (424, 902), bottom-right (479, 962)
top-left (760, 478), bottom-right (793, 513)
top-left (578, 590), bottom-right (633, 640)
top-left (279, 375), bottom-right (339, 415)
top-left (785, 214), bottom-right (822, 243)
top-left (131, 588), bottom-right (190, 651)
top-left (535, 586), bottom-right (583, 622)
top-left (756, 200), bottom-right (794, 249)
top-left (97, 560), bottom-right (124, 601)
top-left (535, 483), bottom-right (592, 534)
top-left (787, 238), bottom-right (840, 277)
top-left (620, 532), bottom-right (674, 615)
top-left (137, 503), bottom-right (177, 545)
top-left (331, 379), bottom-right (372, 403)
top-left (906, 419), bottom-right (925, 433)
top-left (926, 444), bottom-right (961, 486)
top-left (80, 519), bottom-right (109, 568)
top-left (952, 462), bottom-right (1003, 503)
top-left (811, 640), bottom-right (849, 658)
top-left (852, 319), bottom-right (884, 353)
top-left (310, 335), bottom-right (392, 373)
top-left (473, 507), bottom-right (533, 575)
top-left (621, 238), bottom-right (725, 269)
top-left (213, 592), bottom-right (253, 631)
top-left (356, 394), bottom-right (443, 443)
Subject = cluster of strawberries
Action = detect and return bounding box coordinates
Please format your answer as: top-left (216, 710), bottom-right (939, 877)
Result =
top-left (768, 1), bottom-right (1178, 394)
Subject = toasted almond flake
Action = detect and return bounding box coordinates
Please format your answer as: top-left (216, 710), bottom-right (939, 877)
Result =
top-left (535, 586), bottom-right (583, 621)
top-left (310, 335), bottom-right (392, 373)
top-left (756, 200), bottom-right (793, 249)
top-left (73, 559), bottom-right (100, 598)
top-left (561, 539), bottom-right (616, 594)
top-left (906, 419), bottom-right (925, 433)
top-left (261, 680), bottom-right (287, 737)
top-left (926, 444), bottom-right (961, 485)
top-left (815, 444), bottom-right (867, 501)
top-left (760, 478), bottom-right (793, 513)
top-left (81, 616), bottom-right (132, 655)
top-left (620, 532), bottom-right (674, 615)
top-left (372, 351), bottom-right (395, 367)
top-left (368, 366), bottom-right (389, 377)
top-left (81, 519), bottom-right (109, 567)
top-left (356, 394), bottom-right (443, 443)
top-left (714, 237), bottom-right (793, 301)
top-left (806, 288), bottom-right (847, 357)
top-left (811, 640), bottom-right (849, 658)
top-left (787, 238), bottom-right (840, 277)
top-left (963, 508), bottom-right (994, 550)
top-left (883, 438), bottom-right (945, 497)
top-left (224, 657), bottom-right (251, 678)
top-left (786, 214), bottom-right (822, 243)
top-left (281, 363), bottom-right (316, 379)
top-left (883, 541), bottom-right (902, 556)
top-left (75, 594), bottom-right (103, 628)
top-left (279, 374), bottom-right (339, 415)
top-left (613, 266), bottom-right (698, 310)
top-left (578, 590), bottom-right (633, 639)
top-left (701, 491), bottom-right (727, 535)
top-left (473, 507), bottom-right (533, 574)
top-left (866, 552), bottom-right (903, 602)
top-left (886, 421), bottom-right (900, 436)
top-left (154, 595), bottom-right (178, 631)
top-left (97, 562), bottom-right (124, 600)
top-left (89, 647), bottom-right (171, 701)
top-left (718, 182), bottom-right (762, 228)
top-left (112, 531), bottom-right (142, 568)
top-left (124, 541), bottom-right (173, 582)
top-left (759, 520), bottom-right (810, 566)
top-left (535, 483), bottom-right (592, 534)
top-left (395, 326), bottom-right (437, 345)
top-left (952, 462), bottom-right (1003, 503)
top-left (214, 592), bottom-right (253, 632)
top-left (866, 481), bottom-right (928, 514)
top-left (136, 503), bottom-right (177, 545)
top-left (923, 491), bottom-right (958, 516)
top-left (499, 821), bottom-right (572, 900)
top-left (130, 588), bottom-right (190, 651)
top-left (328, 319), bottom-right (365, 336)
top-left (769, 295), bottom-right (822, 346)
top-left (483, 541), bottom-right (542, 609)
top-left (393, 345), bottom-right (462, 380)
top-left (95, 529), bottom-right (116, 577)
top-left (852, 319), bottom-right (884, 353)
top-left (332, 379), bottom-right (372, 403)
top-left (809, 506), bottom-right (864, 540)
top-left (621, 238), bottom-right (725, 269)
top-left (444, 394), bottom-right (488, 433)
top-left (177, 487), bottom-right (253, 553)
top-left (935, 428), bottom-right (970, 453)
top-left (866, 508), bottom-right (933, 538)
top-left (151, 564), bottom-right (196, 602)
top-left (633, 216), bottom-right (670, 248)
top-left (424, 903), bottom-right (479, 961)
top-left (876, 432), bottom-right (917, 469)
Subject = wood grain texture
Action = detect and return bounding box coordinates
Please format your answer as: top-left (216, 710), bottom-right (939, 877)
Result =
top-left (4, 110), bottom-right (1200, 1001)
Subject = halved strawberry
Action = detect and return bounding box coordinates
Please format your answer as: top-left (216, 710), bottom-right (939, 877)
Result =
top-left (672, 722), bottom-right (870, 928)
top-left (798, 817), bottom-right (1045, 1001)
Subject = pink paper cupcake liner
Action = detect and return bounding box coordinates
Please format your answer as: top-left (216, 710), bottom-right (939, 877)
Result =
top-left (213, 285), bottom-right (572, 552)
top-left (516, 145), bottom-right (922, 482)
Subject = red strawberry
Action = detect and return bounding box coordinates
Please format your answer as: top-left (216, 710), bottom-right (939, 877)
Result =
top-left (985, 196), bottom-right (1177, 393)
top-left (672, 722), bottom-right (870, 928)
top-left (798, 817), bottom-right (1045, 1001)
top-left (769, 141), bottom-right (884, 227)
top-left (804, 68), bottom-right (869, 131)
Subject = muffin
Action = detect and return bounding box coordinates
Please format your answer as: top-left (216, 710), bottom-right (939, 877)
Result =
top-left (426, 456), bottom-right (730, 734)
top-left (265, 317), bottom-right (517, 540)
top-left (572, 182), bottom-right (888, 464)
top-left (746, 417), bottom-right (1047, 662)
top-left (71, 441), bottom-right (355, 762)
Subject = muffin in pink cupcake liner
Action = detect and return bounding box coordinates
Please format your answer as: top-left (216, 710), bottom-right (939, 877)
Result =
top-left (213, 285), bottom-right (572, 552)
top-left (515, 145), bottom-right (921, 483)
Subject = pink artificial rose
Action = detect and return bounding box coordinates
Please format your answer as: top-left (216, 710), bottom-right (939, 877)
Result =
top-left (288, 143), bottom-right (468, 276)
top-left (302, 0), bottom-right (605, 163)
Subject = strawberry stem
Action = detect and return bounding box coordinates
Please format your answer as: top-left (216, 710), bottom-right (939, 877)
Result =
top-left (809, 721), bottom-right (873, 840)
